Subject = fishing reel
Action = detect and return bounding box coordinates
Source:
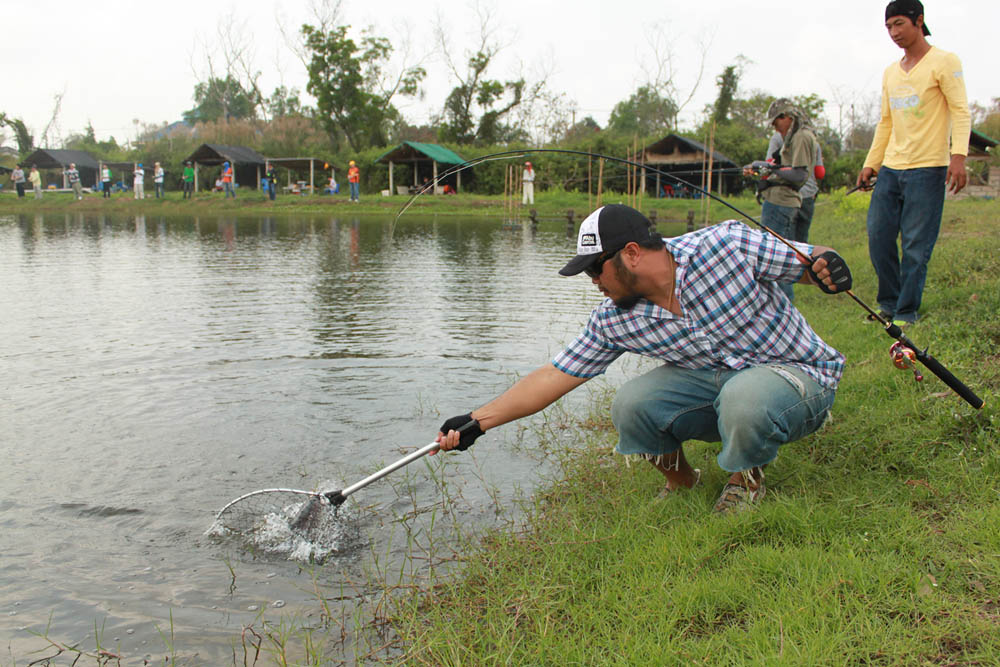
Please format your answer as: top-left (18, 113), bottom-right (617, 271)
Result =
top-left (743, 161), bottom-right (808, 203)
top-left (890, 341), bottom-right (923, 382)
top-left (846, 176), bottom-right (878, 196)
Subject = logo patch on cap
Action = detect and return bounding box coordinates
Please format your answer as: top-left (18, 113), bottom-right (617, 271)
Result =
top-left (580, 233), bottom-right (597, 247)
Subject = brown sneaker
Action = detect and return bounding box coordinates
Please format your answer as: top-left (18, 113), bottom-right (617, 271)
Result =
top-left (712, 479), bottom-right (766, 514)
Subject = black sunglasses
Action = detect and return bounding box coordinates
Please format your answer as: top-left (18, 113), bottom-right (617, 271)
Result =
top-left (584, 249), bottom-right (618, 279)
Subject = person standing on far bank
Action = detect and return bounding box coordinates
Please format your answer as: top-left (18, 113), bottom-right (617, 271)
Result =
top-left (28, 165), bottom-right (42, 199)
top-left (182, 161), bottom-right (194, 199)
top-left (522, 161), bottom-right (535, 205)
top-left (10, 164), bottom-right (25, 197)
top-left (65, 163), bottom-right (83, 201)
top-left (347, 160), bottom-right (360, 202)
top-left (102, 164), bottom-right (112, 198)
top-left (133, 164), bottom-right (145, 199)
top-left (265, 163), bottom-right (277, 201)
top-left (856, 0), bottom-right (970, 327)
top-left (221, 161), bottom-right (236, 198)
top-left (154, 162), bottom-right (165, 198)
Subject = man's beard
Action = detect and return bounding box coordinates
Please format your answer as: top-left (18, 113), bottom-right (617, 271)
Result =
top-left (610, 257), bottom-right (642, 310)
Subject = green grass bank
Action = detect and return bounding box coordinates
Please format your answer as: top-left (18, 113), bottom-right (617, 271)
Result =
top-left (388, 195), bottom-right (1000, 665)
top-left (0, 188), bottom-right (741, 225)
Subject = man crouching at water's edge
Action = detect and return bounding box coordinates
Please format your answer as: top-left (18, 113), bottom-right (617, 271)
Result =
top-left (436, 204), bottom-right (851, 514)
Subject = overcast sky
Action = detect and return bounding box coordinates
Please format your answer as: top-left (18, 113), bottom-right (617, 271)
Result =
top-left (5, 0), bottom-right (998, 147)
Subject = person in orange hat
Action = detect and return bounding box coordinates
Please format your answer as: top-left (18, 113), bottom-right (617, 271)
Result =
top-left (522, 161), bottom-right (535, 205)
top-left (347, 160), bottom-right (361, 202)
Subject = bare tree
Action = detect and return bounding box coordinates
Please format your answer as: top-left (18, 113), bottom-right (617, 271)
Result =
top-left (826, 85), bottom-right (881, 152)
top-left (638, 21), bottom-right (712, 130)
top-left (277, 0), bottom-right (344, 69)
top-left (362, 21), bottom-right (429, 110)
top-left (189, 13), bottom-right (267, 122)
top-left (41, 89), bottom-right (65, 148)
top-left (508, 49), bottom-right (578, 146)
top-left (433, 2), bottom-right (530, 144)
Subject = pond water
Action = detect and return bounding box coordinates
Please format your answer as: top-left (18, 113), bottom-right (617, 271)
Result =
top-left (0, 211), bottom-right (647, 663)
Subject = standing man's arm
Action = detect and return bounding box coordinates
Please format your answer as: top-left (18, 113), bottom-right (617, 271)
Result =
top-left (941, 53), bottom-right (971, 194)
top-left (436, 363), bottom-right (589, 451)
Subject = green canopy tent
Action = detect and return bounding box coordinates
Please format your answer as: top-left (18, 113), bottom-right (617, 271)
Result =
top-left (375, 141), bottom-right (466, 195)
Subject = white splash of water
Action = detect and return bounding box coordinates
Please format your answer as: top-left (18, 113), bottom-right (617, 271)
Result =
top-left (208, 486), bottom-right (362, 563)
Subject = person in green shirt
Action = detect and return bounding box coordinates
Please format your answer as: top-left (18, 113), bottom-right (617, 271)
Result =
top-left (182, 161), bottom-right (195, 199)
top-left (746, 98), bottom-right (818, 302)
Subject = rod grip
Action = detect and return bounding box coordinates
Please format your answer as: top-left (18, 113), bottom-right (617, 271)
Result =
top-left (914, 349), bottom-right (985, 409)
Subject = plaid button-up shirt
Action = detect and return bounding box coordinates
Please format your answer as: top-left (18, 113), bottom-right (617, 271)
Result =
top-left (552, 221), bottom-right (845, 390)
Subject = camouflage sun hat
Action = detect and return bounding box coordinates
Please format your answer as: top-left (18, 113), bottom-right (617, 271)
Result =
top-left (766, 98), bottom-right (798, 126)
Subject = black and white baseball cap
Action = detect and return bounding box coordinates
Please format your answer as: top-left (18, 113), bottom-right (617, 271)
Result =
top-left (559, 205), bottom-right (656, 276)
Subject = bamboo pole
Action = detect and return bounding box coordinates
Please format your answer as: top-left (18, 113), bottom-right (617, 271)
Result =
top-left (505, 164), bottom-right (514, 219)
top-left (632, 135), bottom-right (638, 209)
top-left (704, 120), bottom-right (716, 228)
top-left (700, 131), bottom-right (709, 227)
top-left (597, 158), bottom-right (604, 208)
top-left (516, 164), bottom-right (522, 217)
top-left (625, 148), bottom-right (631, 207)
top-left (639, 160), bottom-right (645, 213)
top-left (588, 154), bottom-right (593, 212)
top-left (504, 164), bottom-right (510, 217)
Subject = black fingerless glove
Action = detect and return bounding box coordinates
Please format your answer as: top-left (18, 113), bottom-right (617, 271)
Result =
top-left (809, 250), bottom-right (852, 294)
top-left (439, 413), bottom-right (484, 451)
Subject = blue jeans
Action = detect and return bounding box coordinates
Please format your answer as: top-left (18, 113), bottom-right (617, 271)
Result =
top-left (224, 182), bottom-right (236, 198)
top-left (794, 196), bottom-right (815, 243)
top-left (612, 365), bottom-right (836, 473)
top-left (761, 200), bottom-right (799, 301)
top-left (349, 181), bottom-right (360, 201)
top-left (866, 166), bottom-right (946, 322)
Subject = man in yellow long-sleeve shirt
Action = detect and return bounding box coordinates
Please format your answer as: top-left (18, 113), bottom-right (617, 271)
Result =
top-left (856, 0), bottom-right (969, 326)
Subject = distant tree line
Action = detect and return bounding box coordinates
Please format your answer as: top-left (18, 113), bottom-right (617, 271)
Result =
top-left (3, 10), bottom-right (998, 194)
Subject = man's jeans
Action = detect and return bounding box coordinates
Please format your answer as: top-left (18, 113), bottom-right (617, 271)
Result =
top-left (612, 365), bottom-right (836, 473)
top-left (224, 182), bottom-right (236, 198)
top-left (349, 181), bottom-right (360, 201)
top-left (761, 200), bottom-right (799, 301)
top-left (794, 196), bottom-right (815, 243)
top-left (866, 166), bottom-right (946, 322)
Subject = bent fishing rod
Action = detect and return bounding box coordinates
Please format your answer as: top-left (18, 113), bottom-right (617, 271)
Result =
top-left (397, 148), bottom-right (984, 410)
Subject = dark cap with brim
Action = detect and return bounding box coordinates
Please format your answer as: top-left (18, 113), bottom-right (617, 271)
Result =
top-left (559, 205), bottom-right (656, 276)
top-left (766, 98), bottom-right (797, 126)
top-left (886, 0), bottom-right (930, 35)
